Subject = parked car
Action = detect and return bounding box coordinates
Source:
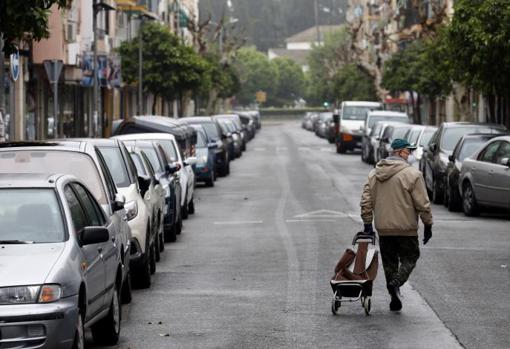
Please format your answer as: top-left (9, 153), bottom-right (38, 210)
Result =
top-left (315, 112), bottom-right (333, 140)
top-left (115, 133), bottom-right (197, 220)
top-left (0, 142), bottom-right (132, 302)
top-left (362, 111), bottom-right (410, 163)
top-left (239, 112), bottom-right (257, 140)
top-left (0, 173), bottom-right (124, 348)
top-left (336, 101), bottom-right (383, 153)
top-left (376, 124), bottom-right (413, 162)
top-left (88, 138), bottom-right (164, 287)
top-left (458, 135), bottom-right (510, 216)
top-left (214, 114), bottom-right (247, 151)
top-left (302, 112), bottom-right (315, 131)
top-left (404, 125), bottom-right (437, 169)
top-left (445, 133), bottom-right (503, 211)
top-left (181, 116), bottom-right (230, 176)
top-left (190, 124), bottom-right (217, 186)
top-left (421, 122), bottom-right (508, 204)
top-left (216, 118), bottom-right (241, 159)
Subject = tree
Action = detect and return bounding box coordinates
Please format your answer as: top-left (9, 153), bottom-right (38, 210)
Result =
top-left (332, 64), bottom-right (377, 103)
top-left (119, 22), bottom-right (208, 116)
top-left (0, 0), bottom-right (69, 53)
top-left (270, 57), bottom-right (305, 106)
top-left (234, 47), bottom-right (277, 105)
top-left (447, 0), bottom-right (510, 126)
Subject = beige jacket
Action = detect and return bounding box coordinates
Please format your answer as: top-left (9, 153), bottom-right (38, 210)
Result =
top-left (360, 158), bottom-right (433, 236)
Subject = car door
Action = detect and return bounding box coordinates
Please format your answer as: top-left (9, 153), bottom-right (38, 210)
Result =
top-left (473, 141), bottom-right (502, 204)
top-left (424, 128), bottom-right (441, 191)
top-left (64, 185), bottom-right (106, 318)
top-left (492, 141), bottom-right (510, 207)
top-left (72, 182), bottom-right (118, 301)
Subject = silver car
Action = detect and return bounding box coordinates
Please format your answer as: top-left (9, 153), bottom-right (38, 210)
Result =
top-left (0, 173), bottom-right (123, 348)
top-left (458, 135), bottom-right (510, 216)
top-left (0, 142), bottom-right (132, 304)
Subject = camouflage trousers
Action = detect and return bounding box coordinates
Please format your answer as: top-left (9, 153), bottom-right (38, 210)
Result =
top-left (379, 236), bottom-right (420, 292)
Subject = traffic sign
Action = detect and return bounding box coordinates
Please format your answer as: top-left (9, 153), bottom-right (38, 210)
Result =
top-left (44, 60), bottom-right (64, 85)
top-left (10, 50), bottom-right (20, 81)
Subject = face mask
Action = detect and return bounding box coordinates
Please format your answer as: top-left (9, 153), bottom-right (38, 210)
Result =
top-left (407, 155), bottom-right (417, 165)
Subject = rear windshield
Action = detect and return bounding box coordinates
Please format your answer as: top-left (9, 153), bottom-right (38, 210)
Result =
top-left (442, 126), bottom-right (506, 151)
top-left (0, 151), bottom-right (107, 204)
top-left (368, 115), bottom-right (409, 128)
top-left (458, 138), bottom-right (492, 161)
top-left (0, 189), bottom-right (65, 243)
top-left (343, 106), bottom-right (379, 121)
top-left (196, 131), bottom-right (207, 148)
top-left (97, 146), bottom-right (131, 188)
top-left (420, 129), bottom-right (436, 146)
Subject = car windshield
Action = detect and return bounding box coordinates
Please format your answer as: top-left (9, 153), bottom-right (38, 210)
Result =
top-left (343, 106), bottom-right (377, 120)
top-left (442, 126), bottom-right (506, 151)
top-left (420, 129), bottom-right (436, 146)
top-left (368, 115), bottom-right (408, 128)
top-left (392, 127), bottom-right (411, 140)
top-left (407, 128), bottom-right (423, 145)
top-left (154, 140), bottom-right (179, 162)
top-left (0, 150), bottom-right (107, 205)
top-left (97, 146), bottom-right (130, 188)
top-left (197, 122), bottom-right (220, 140)
top-left (0, 189), bottom-right (65, 243)
top-left (130, 152), bottom-right (147, 176)
top-left (139, 146), bottom-right (163, 172)
top-left (458, 138), bottom-right (492, 161)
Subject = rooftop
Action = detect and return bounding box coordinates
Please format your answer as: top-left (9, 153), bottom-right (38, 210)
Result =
top-left (286, 25), bottom-right (343, 43)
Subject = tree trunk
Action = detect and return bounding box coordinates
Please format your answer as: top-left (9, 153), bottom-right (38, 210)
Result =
top-left (206, 88), bottom-right (219, 115)
top-left (408, 90), bottom-right (417, 124)
top-left (416, 93), bottom-right (422, 125)
top-left (152, 94), bottom-right (158, 115)
top-left (487, 94), bottom-right (496, 123)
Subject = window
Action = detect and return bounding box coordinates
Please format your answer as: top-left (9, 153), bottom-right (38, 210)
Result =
top-left (95, 149), bottom-right (118, 202)
top-left (442, 126), bottom-right (506, 151)
top-left (72, 183), bottom-right (105, 227)
top-left (196, 131), bottom-right (207, 148)
top-left (407, 129), bottom-right (422, 145)
top-left (342, 106), bottom-right (376, 121)
top-left (368, 115), bottom-right (409, 128)
top-left (0, 189), bottom-right (65, 243)
top-left (197, 122), bottom-right (220, 140)
top-left (420, 129), bottom-right (436, 146)
top-left (131, 152), bottom-right (147, 176)
top-left (64, 186), bottom-right (88, 233)
top-left (457, 137), bottom-right (492, 161)
top-left (98, 146), bottom-right (131, 188)
top-left (141, 151), bottom-right (156, 177)
top-left (156, 140), bottom-right (179, 161)
top-left (495, 142), bottom-right (510, 164)
top-left (479, 142), bottom-right (501, 163)
top-left (140, 145), bottom-right (163, 172)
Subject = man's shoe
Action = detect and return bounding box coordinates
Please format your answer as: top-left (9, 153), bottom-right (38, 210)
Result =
top-left (388, 280), bottom-right (402, 311)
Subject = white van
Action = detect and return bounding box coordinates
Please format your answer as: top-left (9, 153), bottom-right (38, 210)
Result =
top-left (336, 101), bottom-right (382, 153)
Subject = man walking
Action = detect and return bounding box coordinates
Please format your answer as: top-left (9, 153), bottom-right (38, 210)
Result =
top-left (360, 139), bottom-right (433, 311)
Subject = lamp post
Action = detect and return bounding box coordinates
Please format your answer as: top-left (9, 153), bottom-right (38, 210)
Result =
top-left (92, 0), bottom-right (115, 138)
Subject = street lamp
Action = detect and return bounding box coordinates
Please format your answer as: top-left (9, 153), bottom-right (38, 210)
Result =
top-left (92, 0), bottom-right (115, 137)
top-left (136, 12), bottom-right (158, 116)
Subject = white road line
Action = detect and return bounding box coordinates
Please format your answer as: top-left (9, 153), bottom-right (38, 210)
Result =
top-left (285, 219), bottom-right (337, 223)
top-left (213, 220), bottom-right (263, 225)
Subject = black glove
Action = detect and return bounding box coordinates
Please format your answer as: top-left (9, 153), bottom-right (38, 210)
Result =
top-left (423, 225), bottom-right (432, 245)
top-left (363, 223), bottom-right (374, 235)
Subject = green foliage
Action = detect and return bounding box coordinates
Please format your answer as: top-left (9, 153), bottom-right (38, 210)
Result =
top-left (119, 22), bottom-right (208, 102)
top-left (270, 57), bottom-right (305, 106)
top-left (332, 64), bottom-right (377, 103)
top-left (199, 52), bottom-right (241, 99)
top-left (381, 34), bottom-right (452, 99)
top-left (447, 0), bottom-right (510, 96)
top-left (234, 47), bottom-right (277, 105)
top-left (0, 0), bottom-right (69, 53)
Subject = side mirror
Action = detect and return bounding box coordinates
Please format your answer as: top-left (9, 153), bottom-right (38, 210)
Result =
top-left (81, 226), bottom-right (109, 245)
top-left (423, 145), bottom-right (429, 152)
top-left (184, 156), bottom-right (197, 166)
top-left (499, 157), bottom-right (510, 167)
top-left (208, 142), bottom-right (218, 149)
top-left (382, 137), bottom-right (389, 143)
top-left (165, 163), bottom-right (179, 175)
top-left (448, 154), bottom-right (455, 162)
top-left (429, 143), bottom-right (437, 153)
top-left (112, 193), bottom-right (125, 212)
top-left (138, 175), bottom-right (151, 196)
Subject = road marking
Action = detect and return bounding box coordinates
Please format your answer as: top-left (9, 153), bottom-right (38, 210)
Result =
top-left (276, 146), bottom-right (288, 152)
top-left (320, 147), bottom-right (333, 152)
top-left (254, 147), bottom-right (266, 151)
top-left (286, 219), bottom-right (336, 223)
top-left (213, 220), bottom-right (263, 225)
top-left (294, 209), bottom-right (348, 219)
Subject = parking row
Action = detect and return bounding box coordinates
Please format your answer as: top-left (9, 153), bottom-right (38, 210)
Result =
top-left (303, 104), bottom-right (510, 216)
top-left (0, 111), bottom-right (261, 348)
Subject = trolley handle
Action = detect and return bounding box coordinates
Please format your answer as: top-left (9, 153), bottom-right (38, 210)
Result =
top-left (352, 232), bottom-right (376, 245)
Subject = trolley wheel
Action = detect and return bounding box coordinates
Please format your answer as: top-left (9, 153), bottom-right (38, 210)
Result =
top-left (363, 297), bottom-right (372, 316)
top-left (331, 295), bottom-right (341, 315)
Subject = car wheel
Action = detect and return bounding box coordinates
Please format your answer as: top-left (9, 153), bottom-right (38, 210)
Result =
top-left (182, 196), bottom-right (189, 219)
top-left (336, 141), bottom-right (346, 154)
top-left (91, 286), bottom-right (121, 345)
top-left (72, 310), bottom-right (85, 349)
top-left (188, 196), bottom-right (195, 214)
top-left (135, 254), bottom-right (151, 289)
top-left (206, 176), bottom-right (214, 187)
top-left (121, 271), bottom-right (132, 304)
top-left (443, 183), bottom-right (449, 208)
top-left (432, 177), bottom-right (444, 204)
top-left (175, 212), bottom-right (183, 235)
top-left (448, 186), bottom-right (461, 212)
top-left (164, 224), bottom-right (176, 243)
top-left (149, 243), bottom-right (156, 275)
top-left (462, 182), bottom-right (479, 216)
top-left (361, 147), bottom-right (367, 162)
top-left (225, 161), bottom-right (231, 175)
top-left (154, 232), bottom-right (161, 262)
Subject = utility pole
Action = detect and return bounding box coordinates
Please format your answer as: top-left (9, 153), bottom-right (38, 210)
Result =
top-left (0, 34), bottom-right (5, 142)
top-left (138, 17), bottom-right (144, 115)
top-left (92, 0), bottom-right (99, 137)
top-left (314, 0), bottom-right (321, 44)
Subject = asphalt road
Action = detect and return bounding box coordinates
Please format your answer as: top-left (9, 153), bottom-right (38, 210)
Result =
top-left (94, 120), bottom-right (510, 349)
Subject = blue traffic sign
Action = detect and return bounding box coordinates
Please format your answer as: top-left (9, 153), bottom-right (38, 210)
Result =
top-left (10, 50), bottom-right (20, 81)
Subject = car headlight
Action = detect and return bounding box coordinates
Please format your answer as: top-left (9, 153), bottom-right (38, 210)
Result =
top-left (124, 201), bottom-right (138, 221)
top-left (0, 285), bottom-right (62, 304)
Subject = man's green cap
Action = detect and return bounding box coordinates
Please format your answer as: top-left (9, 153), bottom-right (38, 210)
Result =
top-left (391, 138), bottom-right (417, 150)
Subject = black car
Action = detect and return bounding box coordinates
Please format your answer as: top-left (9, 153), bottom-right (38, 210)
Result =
top-left (181, 116), bottom-right (231, 177)
top-left (445, 133), bottom-right (504, 211)
top-left (421, 122), bottom-right (508, 204)
top-left (238, 112), bottom-right (256, 140)
top-left (377, 124), bottom-right (413, 161)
